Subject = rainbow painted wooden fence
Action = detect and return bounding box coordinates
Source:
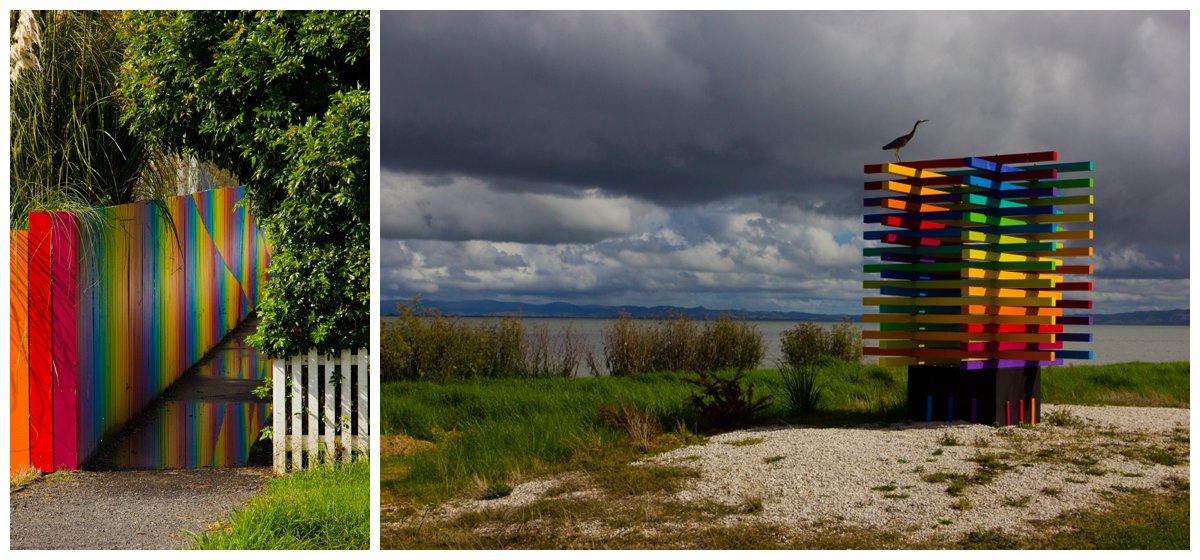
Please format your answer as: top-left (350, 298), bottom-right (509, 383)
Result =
top-left (9, 186), bottom-right (270, 472)
top-left (862, 151), bottom-right (1094, 424)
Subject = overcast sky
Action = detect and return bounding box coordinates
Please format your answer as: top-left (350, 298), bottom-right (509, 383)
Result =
top-left (380, 11), bottom-right (1189, 315)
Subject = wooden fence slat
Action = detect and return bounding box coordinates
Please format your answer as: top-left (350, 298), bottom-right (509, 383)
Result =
top-left (290, 354), bottom-right (303, 470)
top-left (323, 351), bottom-right (336, 465)
top-left (340, 348), bottom-right (352, 463)
top-left (272, 358), bottom-right (285, 473)
top-left (357, 349), bottom-right (369, 446)
top-left (306, 349), bottom-right (319, 464)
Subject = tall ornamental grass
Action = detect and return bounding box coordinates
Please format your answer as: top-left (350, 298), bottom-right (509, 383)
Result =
top-left (9, 10), bottom-right (177, 230)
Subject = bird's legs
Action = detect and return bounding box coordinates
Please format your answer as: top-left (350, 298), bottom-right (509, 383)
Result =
top-left (893, 148), bottom-right (902, 162)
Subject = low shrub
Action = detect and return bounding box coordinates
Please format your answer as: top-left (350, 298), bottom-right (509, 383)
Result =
top-left (779, 319), bottom-right (862, 368)
top-left (684, 369), bottom-right (771, 432)
top-left (381, 301), bottom-right (583, 381)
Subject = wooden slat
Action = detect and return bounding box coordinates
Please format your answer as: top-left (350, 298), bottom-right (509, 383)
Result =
top-left (340, 349), bottom-right (352, 463)
top-left (322, 352), bottom-right (336, 465)
top-left (306, 349), bottom-right (319, 464)
top-left (272, 358), bottom-right (286, 474)
top-left (862, 313), bottom-right (1056, 325)
top-left (357, 349), bottom-right (369, 446)
top-left (290, 355), bottom-right (303, 470)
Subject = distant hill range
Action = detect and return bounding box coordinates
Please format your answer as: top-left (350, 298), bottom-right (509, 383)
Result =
top-left (382, 300), bottom-right (1189, 325)
top-left (1092, 308), bottom-right (1189, 326)
top-left (381, 299), bottom-right (855, 322)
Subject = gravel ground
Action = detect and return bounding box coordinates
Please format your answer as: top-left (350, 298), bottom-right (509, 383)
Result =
top-left (406, 404), bottom-right (1189, 546)
top-left (9, 467), bottom-right (269, 549)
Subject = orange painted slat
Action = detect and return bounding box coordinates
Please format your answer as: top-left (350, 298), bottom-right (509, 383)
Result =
top-left (10, 231), bottom-right (31, 474)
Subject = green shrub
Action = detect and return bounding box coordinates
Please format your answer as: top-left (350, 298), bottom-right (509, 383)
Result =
top-left (603, 314), bottom-right (654, 376)
top-left (380, 301), bottom-right (582, 381)
top-left (649, 313), bottom-right (700, 372)
top-left (780, 320), bottom-right (862, 368)
top-left (698, 315), bottom-right (765, 372)
top-left (602, 314), bottom-right (764, 376)
top-left (684, 369), bottom-right (771, 432)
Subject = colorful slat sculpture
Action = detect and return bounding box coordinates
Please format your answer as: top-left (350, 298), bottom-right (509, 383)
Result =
top-left (8, 186), bottom-right (270, 473)
top-left (863, 151), bottom-right (1094, 425)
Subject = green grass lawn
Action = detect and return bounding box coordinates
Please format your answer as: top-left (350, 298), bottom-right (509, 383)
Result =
top-left (382, 361), bottom-right (1188, 548)
top-left (191, 461), bottom-right (368, 550)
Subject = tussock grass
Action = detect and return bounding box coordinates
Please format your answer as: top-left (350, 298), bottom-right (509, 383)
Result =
top-left (190, 461), bottom-right (368, 550)
top-left (9, 467), bottom-right (41, 492)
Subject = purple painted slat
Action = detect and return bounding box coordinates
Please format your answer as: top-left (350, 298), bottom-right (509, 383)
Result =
top-left (960, 359), bottom-right (1062, 370)
top-left (1057, 316), bottom-right (1093, 325)
top-left (51, 212), bottom-right (78, 470)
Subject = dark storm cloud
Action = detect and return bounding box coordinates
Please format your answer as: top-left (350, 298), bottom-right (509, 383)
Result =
top-left (381, 10), bottom-right (1189, 312)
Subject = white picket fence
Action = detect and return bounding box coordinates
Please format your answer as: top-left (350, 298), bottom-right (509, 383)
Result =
top-left (272, 348), bottom-right (369, 473)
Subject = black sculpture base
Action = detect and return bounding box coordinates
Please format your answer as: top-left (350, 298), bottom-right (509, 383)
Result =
top-left (906, 365), bottom-right (1041, 425)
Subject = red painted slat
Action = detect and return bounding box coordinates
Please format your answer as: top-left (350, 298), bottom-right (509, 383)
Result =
top-left (28, 212), bottom-right (54, 472)
top-left (864, 151), bottom-right (1057, 173)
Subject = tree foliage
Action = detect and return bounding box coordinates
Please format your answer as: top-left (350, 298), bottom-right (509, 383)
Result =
top-left (116, 10), bottom-right (370, 357)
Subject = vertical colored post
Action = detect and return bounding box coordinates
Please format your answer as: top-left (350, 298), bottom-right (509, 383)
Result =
top-left (1019, 399), bottom-right (1025, 425)
top-left (1005, 401), bottom-right (1011, 426)
top-left (11, 231), bottom-right (32, 474)
top-left (28, 212), bottom-right (54, 472)
top-left (1031, 398), bottom-right (1037, 425)
top-left (51, 212), bottom-right (79, 470)
top-left (948, 397), bottom-right (954, 422)
top-left (926, 395), bottom-right (933, 423)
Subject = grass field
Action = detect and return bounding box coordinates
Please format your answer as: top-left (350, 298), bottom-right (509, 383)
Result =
top-left (191, 461), bottom-right (369, 550)
top-left (381, 361), bottom-right (1189, 548)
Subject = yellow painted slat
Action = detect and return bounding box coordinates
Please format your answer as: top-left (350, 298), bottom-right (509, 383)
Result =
top-left (962, 268), bottom-right (1063, 283)
top-left (880, 163), bottom-right (948, 179)
top-left (963, 249), bottom-right (1060, 264)
top-left (962, 286), bottom-right (1061, 301)
top-left (879, 180), bottom-right (952, 197)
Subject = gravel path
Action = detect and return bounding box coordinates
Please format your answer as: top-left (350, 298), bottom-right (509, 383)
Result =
top-left (9, 467), bottom-right (269, 549)
top-left (406, 404), bottom-right (1189, 546)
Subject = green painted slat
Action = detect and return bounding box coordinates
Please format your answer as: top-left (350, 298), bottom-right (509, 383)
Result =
top-left (878, 305), bottom-right (961, 314)
top-left (879, 323), bottom-right (962, 332)
top-left (1013, 178), bottom-right (1093, 189)
top-left (962, 193), bottom-right (1026, 208)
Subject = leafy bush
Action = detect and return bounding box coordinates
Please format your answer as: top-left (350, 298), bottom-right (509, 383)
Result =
top-left (780, 320), bottom-right (862, 368)
top-left (684, 369), bottom-right (771, 432)
top-left (603, 313), bottom-right (764, 376)
top-left (698, 315), bottom-right (765, 372)
top-left (780, 364), bottom-right (822, 415)
top-left (380, 301), bottom-right (583, 381)
top-left (603, 314), bottom-right (654, 377)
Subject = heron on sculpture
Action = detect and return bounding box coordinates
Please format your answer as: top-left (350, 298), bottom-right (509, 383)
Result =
top-left (882, 119), bottom-right (928, 162)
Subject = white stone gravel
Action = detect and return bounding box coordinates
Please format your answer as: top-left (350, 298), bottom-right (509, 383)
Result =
top-left (643, 404), bottom-right (1188, 541)
top-left (391, 404), bottom-right (1188, 545)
